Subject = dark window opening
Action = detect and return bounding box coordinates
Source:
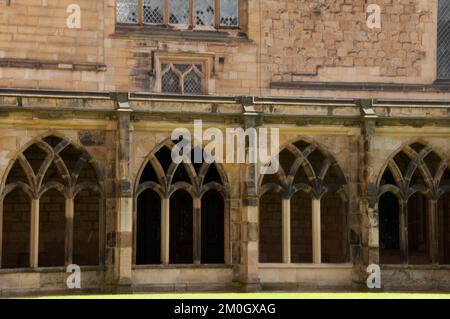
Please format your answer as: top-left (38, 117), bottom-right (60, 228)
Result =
top-left (6, 161), bottom-right (29, 185)
top-left (279, 149), bottom-right (296, 176)
top-left (424, 151), bottom-right (442, 178)
top-left (203, 164), bottom-right (222, 184)
top-left (408, 193), bottom-right (431, 265)
top-left (1, 189), bottom-right (30, 269)
top-left (39, 189), bottom-right (65, 267)
top-left (170, 190), bottom-right (193, 264)
top-left (393, 151), bottom-right (411, 178)
top-left (172, 164), bottom-right (192, 184)
top-left (43, 136), bottom-right (63, 148)
top-left (379, 192), bottom-right (401, 264)
top-left (201, 190), bottom-right (224, 264)
top-left (23, 144), bottom-right (47, 176)
top-left (73, 189), bottom-right (100, 266)
top-left (293, 166), bottom-right (309, 184)
top-left (321, 192), bottom-right (347, 263)
top-left (155, 146), bottom-right (172, 173)
top-left (59, 144), bottom-right (82, 174)
top-left (308, 149), bottom-right (327, 175)
top-left (136, 189), bottom-right (161, 265)
top-left (139, 162), bottom-right (160, 184)
top-left (380, 167), bottom-right (397, 186)
top-left (259, 190), bottom-right (282, 263)
top-left (291, 191), bottom-right (312, 263)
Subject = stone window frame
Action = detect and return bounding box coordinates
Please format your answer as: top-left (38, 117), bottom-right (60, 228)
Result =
top-left (116, 0), bottom-right (240, 30)
top-left (132, 139), bottom-right (231, 267)
top-left (154, 52), bottom-right (214, 95)
top-left (0, 136), bottom-right (105, 270)
top-left (376, 142), bottom-right (450, 265)
top-left (258, 139), bottom-right (349, 265)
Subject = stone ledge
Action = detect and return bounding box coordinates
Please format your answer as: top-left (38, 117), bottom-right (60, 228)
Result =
top-left (271, 81), bottom-right (450, 93)
top-left (113, 25), bottom-right (251, 43)
top-left (0, 58), bottom-right (107, 72)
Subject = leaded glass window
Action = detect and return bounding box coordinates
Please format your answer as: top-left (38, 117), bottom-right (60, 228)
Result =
top-left (220, 0), bottom-right (238, 27)
top-left (161, 63), bottom-right (204, 94)
top-left (438, 0), bottom-right (450, 80)
top-left (169, 0), bottom-right (190, 25)
top-left (116, 0), bottom-right (138, 24)
top-left (143, 0), bottom-right (164, 24)
top-left (195, 0), bottom-right (215, 27)
top-left (161, 67), bottom-right (180, 93)
top-left (116, 0), bottom-right (239, 29)
top-left (184, 71), bottom-right (202, 94)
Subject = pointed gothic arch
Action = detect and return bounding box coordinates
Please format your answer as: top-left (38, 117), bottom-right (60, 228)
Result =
top-left (0, 135), bottom-right (103, 269)
top-left (377, 141), bottom-right (450, 265)
top-left (134, 138), bottom-right (230, 266)
top-left (259, 139), bottom-right (348, 264)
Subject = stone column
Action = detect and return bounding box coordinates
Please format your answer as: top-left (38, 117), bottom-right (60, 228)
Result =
top-left (399, 201), bottom-right (408, 264)
top-left (282, 198), bottom-right (291, 264)
top-left (30, 198), bottom-right (39, 268)
top-left (161, 197), bottom-right (170, 265)
top-left (357, 100), bottom-right (380, 290)
top-left (312, 198), bottom-right (321, 264)
top-left (193, 197), bottom-right (202, 265)
top-left (429, 200), bottom-right (439, 264)
top-left (65, 196), bottom-right (74, 266)
top-left (114, 93), bottom-right (133, 289)
top-left (362, 112), bottom-right (379, 265)
top-left (239, 99), bottom-right (261, 291)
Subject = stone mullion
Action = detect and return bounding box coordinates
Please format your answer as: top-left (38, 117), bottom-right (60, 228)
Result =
top-left (30, 198), bottom-right (40, 268)
top-left (65, 196), bottom-right (74, 266)
top-left (399, 200), bottom-right (408, 264)
top-left (429, 199), bottom-right (439, 264)
top-left (282, 197), bottom-right (291, 264)
top-left (189, 0), bottom-right (194, 28)
top-left (193, 197), bottom-right (201, 265)
top-left (138, 0), bottom-right (144, 24)
top-left (312, 198), bottom-right (321, 264)
top-left (214, 0), bottom-right (220, 28)
top-left (161, 197), bottom-right (170, 265)
top-left (163, 0), bottom-right (169, 25)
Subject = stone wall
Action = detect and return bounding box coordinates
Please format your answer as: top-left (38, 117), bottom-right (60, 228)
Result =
top-left (0, 94), bottom-right (449, 294)
top-left (262, 0), bottom-right (433, 83)
top-left (0, 1), bottom-right (448, 99)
